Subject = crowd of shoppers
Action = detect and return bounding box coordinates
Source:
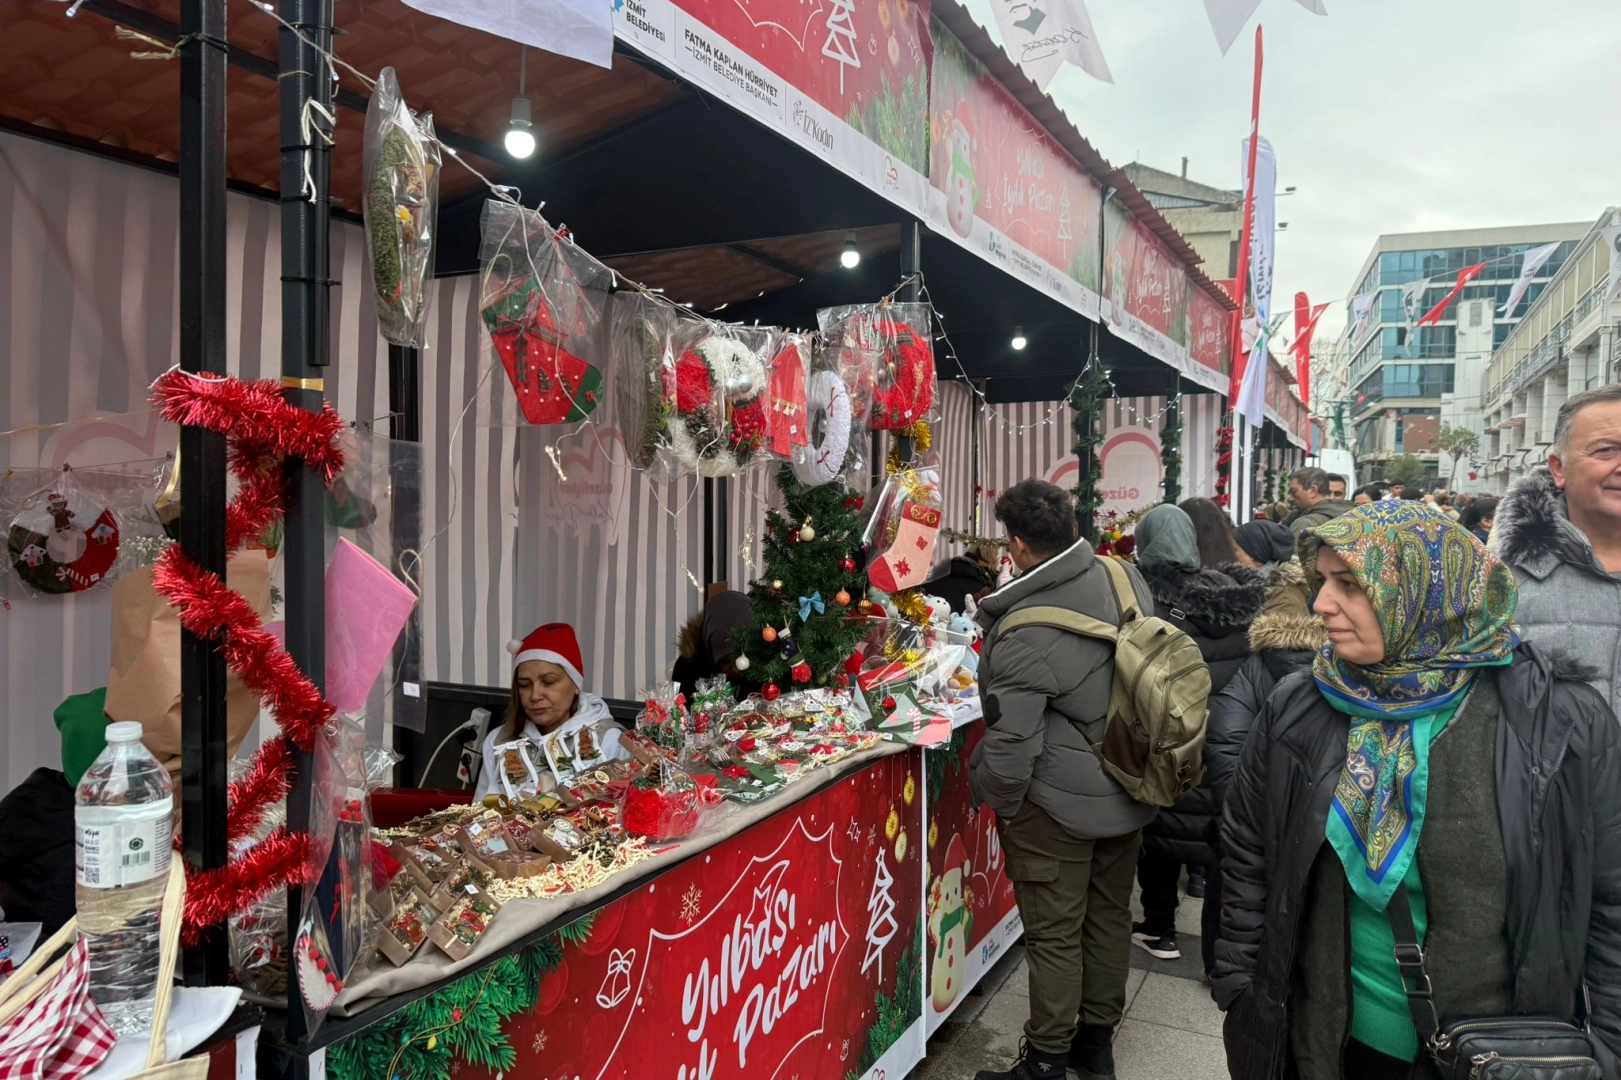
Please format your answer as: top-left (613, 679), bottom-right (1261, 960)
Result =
top-left (969, 386), bottom-right (1621, 1080)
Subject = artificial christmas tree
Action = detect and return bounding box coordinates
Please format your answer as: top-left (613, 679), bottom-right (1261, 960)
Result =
top-left (735, 465), bottom-right (870, 689)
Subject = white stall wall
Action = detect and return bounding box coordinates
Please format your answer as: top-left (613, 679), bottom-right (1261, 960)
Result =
top-left (2, 131), bottom-right (1230, 794)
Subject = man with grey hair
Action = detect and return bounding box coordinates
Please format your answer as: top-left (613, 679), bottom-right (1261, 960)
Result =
top-left (1493, 383), bottom-right (1621, 712)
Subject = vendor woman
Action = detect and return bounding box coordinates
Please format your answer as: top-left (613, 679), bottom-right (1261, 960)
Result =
top-left (475, 623), bottom-right (630, 801)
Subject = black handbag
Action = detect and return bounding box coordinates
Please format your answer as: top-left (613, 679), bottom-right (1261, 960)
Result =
top-left (1386, 886), bottom-right (1602, 1079)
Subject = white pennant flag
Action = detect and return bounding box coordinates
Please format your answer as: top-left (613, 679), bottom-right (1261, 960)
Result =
top-left (1201, 0), bottom-right (1327, 55)
top-left (400, 0), bottom-right (611, 67)
top-left (1349, 290), bottom-right (1377, 348)
top-left (1399, 277), bottom-right (1431, 354)
top-left (989, 0), bottom-right (1113, 87)
top-left (1499, 241), bottom-right (1560, 318)
top-left (1235, 135), bottom-right (1277, 428)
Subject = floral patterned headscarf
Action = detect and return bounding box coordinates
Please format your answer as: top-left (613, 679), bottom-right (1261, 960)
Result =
top-left (1300, 502), bottom-right (1519, 908)
top-left (1301, 501), bottom-right (1518, 718)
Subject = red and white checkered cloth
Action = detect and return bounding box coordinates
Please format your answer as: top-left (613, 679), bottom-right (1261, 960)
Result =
top-left (0, 939), bottom-right (118, 1080)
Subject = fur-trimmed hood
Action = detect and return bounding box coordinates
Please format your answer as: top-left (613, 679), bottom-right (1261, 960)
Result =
top-left (676, 610), bottom-right (705, 663)
top-left (1139, 559), bottom-right (1268, 639)
top-left (1245, 559), bottom-right (1324, 654)
top-left (1492, 467), bottom-right (1608, 580)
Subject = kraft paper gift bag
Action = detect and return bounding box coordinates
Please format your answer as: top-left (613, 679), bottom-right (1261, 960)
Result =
top-left (105, 550), bottom-right (273, 774)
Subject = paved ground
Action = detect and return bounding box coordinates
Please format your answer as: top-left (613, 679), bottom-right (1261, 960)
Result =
top-left (913, 875), bottom-right (1228, 1079)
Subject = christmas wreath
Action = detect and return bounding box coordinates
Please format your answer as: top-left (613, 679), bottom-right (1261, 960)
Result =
top-left (669, 335), bottom-right (767, 477)
top-left (791, 369), bottom-right (853, 486)
top-left (614, 310), bottom-right (672, 470)
top-left (869, 318), bottom-right (934, 430)
top-left (362, 67), bottom-right (440, 348)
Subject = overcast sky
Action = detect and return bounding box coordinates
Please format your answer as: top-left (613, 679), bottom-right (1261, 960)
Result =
top-left (958, 0), bottom-right (1620, 337)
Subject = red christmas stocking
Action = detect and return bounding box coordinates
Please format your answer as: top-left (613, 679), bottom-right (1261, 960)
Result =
top-left (868, 501), bottom-right (941, 593)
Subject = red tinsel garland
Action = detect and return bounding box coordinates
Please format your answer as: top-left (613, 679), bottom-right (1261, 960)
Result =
top-left (149, 370), bottom-right (345, 941)
top-left (226, 736), bottom-right (296, 844)
top-left (181, 826), bottom-right (311, 947)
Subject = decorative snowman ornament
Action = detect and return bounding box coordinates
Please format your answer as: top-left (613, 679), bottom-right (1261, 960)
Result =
top-left (929, 833), bottom-right (975, 1013)
top-left (945, 102), bottom-right (977, 240)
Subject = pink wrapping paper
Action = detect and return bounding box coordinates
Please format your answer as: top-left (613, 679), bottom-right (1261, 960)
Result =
top-left (325, 539), bottom-right (417, 712)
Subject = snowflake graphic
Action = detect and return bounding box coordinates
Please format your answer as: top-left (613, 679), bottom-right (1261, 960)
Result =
top-left (867, 824), bottom-right (878, 846)
top-left (896, 558), bottom-right (911, 577)
top-left (450, 1061), bottom-right (462, 1076)
top-left (680, 884), bottom-right (703, 925)
top-left (532, 1031), bottom-right (548, 1052)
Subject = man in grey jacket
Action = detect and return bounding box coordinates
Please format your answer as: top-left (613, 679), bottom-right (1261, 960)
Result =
top-left (1282, 466), bottom-right (1355, 535)
top-left (1493, 383), bottom-right (1621, 713)
top-left (970, 480), bottom-right (1156, 1080)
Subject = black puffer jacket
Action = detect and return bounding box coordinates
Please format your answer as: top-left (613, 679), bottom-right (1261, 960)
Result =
top-left (1203, 560), bottom-right (1321, 825)
top-left (1139, 560), bottom-right (1267, 858)
top-left (1213, 644), bottom-right (1621, 1080)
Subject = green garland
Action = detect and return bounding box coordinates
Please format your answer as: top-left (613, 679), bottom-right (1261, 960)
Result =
top-left (1160, 406), bottom-right (1182, 504)
top-left (328, 915), bottom-right (595, 1080)
top-left (1067, 362), bottom-right (1111, 543)
top-left (846, 928), bottom-right (924, 1079)
top-left (1262, 466), bottom-right (1276, 504)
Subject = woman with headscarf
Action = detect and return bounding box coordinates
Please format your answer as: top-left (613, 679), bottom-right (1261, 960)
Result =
top-left (1130, 503), bottom-right (1267, 965)
top-left (1213, 502), bottom-right (1621, 1080)
top-left (1232, 519), bottom-right (1297, 580)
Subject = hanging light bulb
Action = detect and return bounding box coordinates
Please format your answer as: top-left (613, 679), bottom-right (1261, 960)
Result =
top-left (1011, 326), bottom-right (1028, 351)
top-left (841, 232), bottom-right (861, 270)
top-left (505, 46), bottom-right (536, 159)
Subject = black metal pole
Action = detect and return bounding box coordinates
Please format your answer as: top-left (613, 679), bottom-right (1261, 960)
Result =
top-left (388, 343), bottom-right (425, 745)
top-left (178, 0), bottom-right (230, 989)
top-left (714, 477), bottom-right (730, 591)
top-left (896, 220), bottom-right (922, 466)
top-left (702, 478), bottom-right (715, 588)
top-left (279, 0), bottom-right (334, 1048)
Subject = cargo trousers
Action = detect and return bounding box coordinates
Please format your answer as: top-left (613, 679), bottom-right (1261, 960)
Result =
top-left (998, 799), bottom-right (1142, 1055)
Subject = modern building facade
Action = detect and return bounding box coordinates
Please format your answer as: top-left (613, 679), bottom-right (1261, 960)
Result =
top-left (1477, 210), bottom-right (1619, 493)
top-left (1319, 222), bottom-right (1590, 482)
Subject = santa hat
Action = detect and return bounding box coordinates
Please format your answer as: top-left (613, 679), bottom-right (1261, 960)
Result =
top-left (954, 101), bottom-right (974, 141)
top-left (507, 623), bottom-right (585, 689)
top-left (942, 833), bottom-right (969, 878)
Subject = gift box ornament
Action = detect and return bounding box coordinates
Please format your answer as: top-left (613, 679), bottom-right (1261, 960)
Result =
top-left (478, 201), bottom-right (607, 426)
top-left (428, 882), bottom-right (502, 961)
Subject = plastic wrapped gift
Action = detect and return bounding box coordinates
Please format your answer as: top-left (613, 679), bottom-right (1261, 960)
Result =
top-left (622, 760), bottom-right (721, 843)
top-left (861, 466), bottom-right (943, 595)
top-left (325, 539), bottom-right (417, 713)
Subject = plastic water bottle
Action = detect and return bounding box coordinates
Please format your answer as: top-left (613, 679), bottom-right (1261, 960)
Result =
top-left (75, 721), bottom-right (173, 1034)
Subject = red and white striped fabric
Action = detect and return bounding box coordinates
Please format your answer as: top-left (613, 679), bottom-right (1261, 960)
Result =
top-left (0, 939), bottom-right (118, 1080)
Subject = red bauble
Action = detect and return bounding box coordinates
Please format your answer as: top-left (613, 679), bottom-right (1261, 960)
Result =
top-left (762, 682), bottom-right (781, 702)
top-left (840, 557), bottom-right (857, 573)
top-left (883, 695), bottom-right (897, 712)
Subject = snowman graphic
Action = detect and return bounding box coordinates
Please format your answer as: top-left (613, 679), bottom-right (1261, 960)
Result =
top-left (928, 833), bottom-right (975, 1013)
top-left (945, 102), bottom-right (978, 240)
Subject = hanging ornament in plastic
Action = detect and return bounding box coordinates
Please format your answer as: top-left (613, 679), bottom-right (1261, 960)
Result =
top-left (363, 67), bottom-right (441, 348)
top-left (7, 475), bottom-right (122, 596)
top-left (869, 312), bottom-right (935, 430)
top-left (478, 201), bottom-right (607, 426)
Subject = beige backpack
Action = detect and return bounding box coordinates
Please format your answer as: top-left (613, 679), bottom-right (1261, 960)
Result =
top-left (993, 557), bottom-right (1211, 807)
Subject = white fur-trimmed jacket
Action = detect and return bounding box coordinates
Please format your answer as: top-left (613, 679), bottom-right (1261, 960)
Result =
top-left (1493, 466), bottom-right (1621, 715)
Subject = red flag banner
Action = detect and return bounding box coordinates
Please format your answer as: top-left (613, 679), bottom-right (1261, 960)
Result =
top-left (1290, 293), bottom-right (1328, 408)
top-left (1417, 262), bottom-right (1487, 326)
